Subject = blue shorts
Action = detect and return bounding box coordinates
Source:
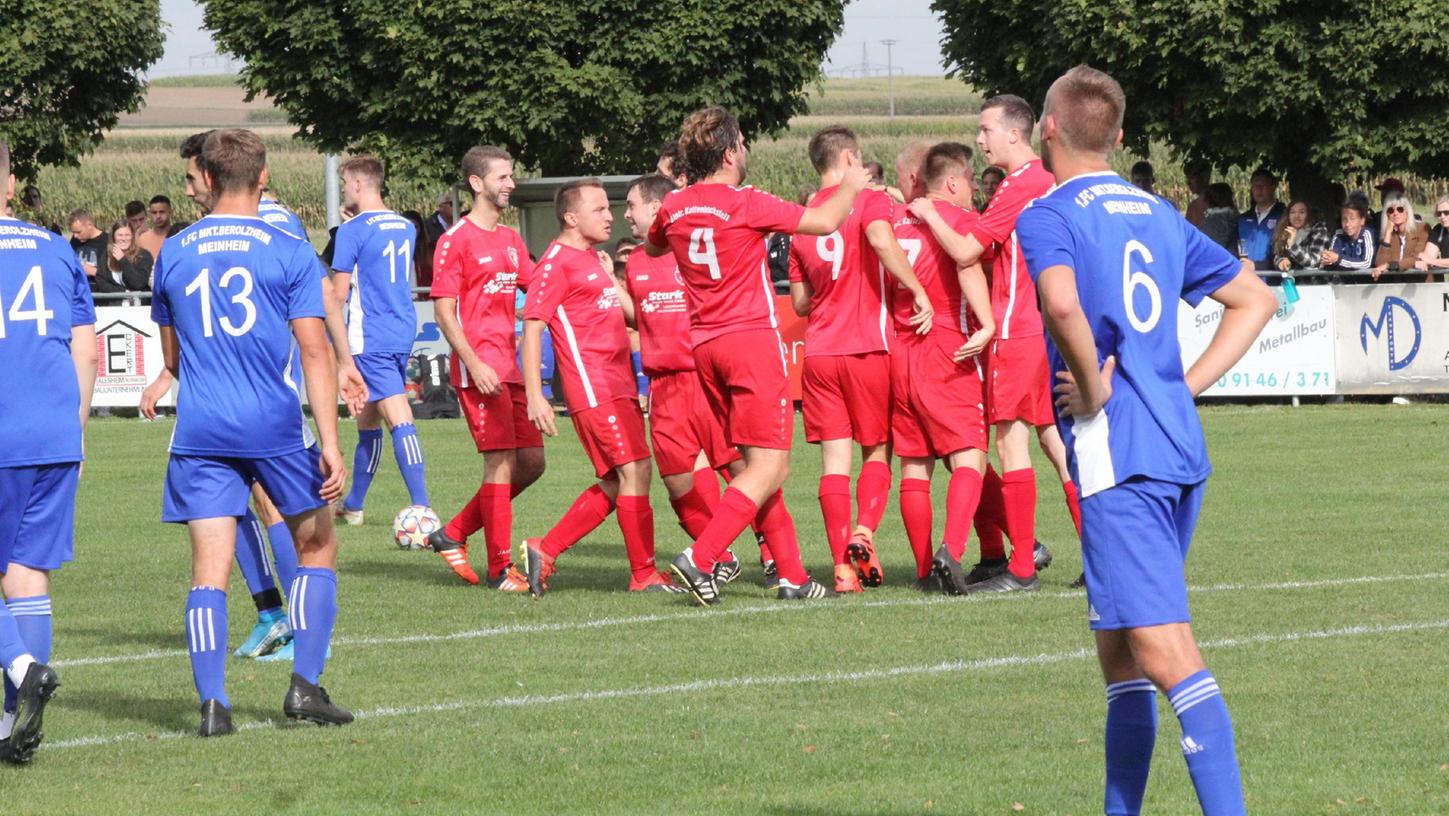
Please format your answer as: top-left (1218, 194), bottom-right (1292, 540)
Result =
top-left (0, 464), bottom-right (79, 571)
top-left (355, 352), bottom-right (410, 401)
top-left (163, 447), bottom-right (326, 523)
top-left (1080, 477), bottom-right (1205, 631)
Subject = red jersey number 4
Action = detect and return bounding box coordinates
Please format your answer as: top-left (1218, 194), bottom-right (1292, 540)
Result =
top-left (689, 228), bottom-right (721, 279)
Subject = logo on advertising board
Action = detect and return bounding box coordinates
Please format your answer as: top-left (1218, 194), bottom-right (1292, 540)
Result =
top-left (95, 319), bottom-right (151, 380)
top-left (1360, 296), bottom-right (1420, 371)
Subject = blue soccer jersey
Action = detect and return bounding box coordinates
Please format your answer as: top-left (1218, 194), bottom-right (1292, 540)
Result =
top-left (1018, 172), bottom-right (1240, 496)
top-left (0, 218), bottom-right (96, 467)
top-left (151, 215), bottom-right (326, 458)
top-left (332, 210), bottom-right (418, 354)
top-left (259, 197), bottom-right (307, 239)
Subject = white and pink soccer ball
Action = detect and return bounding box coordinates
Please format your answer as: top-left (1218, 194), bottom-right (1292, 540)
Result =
top-left (392, 505), bottom-right (441, 551)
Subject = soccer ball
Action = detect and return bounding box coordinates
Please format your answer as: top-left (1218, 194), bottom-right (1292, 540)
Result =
top-left (392, 505), bottom-right (441, 551)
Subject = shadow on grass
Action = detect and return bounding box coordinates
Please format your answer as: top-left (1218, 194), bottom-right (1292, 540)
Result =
top-left (60, 623), bottom-right (181, 651)
top-left (53, 686), bottom-right (274, 734)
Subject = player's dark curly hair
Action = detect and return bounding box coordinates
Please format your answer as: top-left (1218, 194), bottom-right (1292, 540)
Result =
top-left (678, 106), bottom-right (742, 185)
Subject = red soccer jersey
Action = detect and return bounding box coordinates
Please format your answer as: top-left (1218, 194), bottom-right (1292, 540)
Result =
top-left (969, 159), bottom-right (1053, 339)
top-left (892, 200), bottom-right (984, 338)
top-left (647, 183), bottom-right (805, 346)
top-left (522, 241), bottom-right (635, 414)
top-left (430, 218), bottom-right (533, 386)
top-left (788, 186), bottom-right (893, 357)
top-left (624, 250), bottom-right (693, 376)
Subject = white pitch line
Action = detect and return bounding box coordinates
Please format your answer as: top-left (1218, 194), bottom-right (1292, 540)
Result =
top-left (50, 571), bottom-right (1449, 670)
top-left (44, 617), bottom-right (1449, 752)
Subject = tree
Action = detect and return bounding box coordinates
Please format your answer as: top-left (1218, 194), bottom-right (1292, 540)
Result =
top-left (932, 0), bottom-right (1449, 198)
top-left (0, 1), bottom-right (164, 179)
top-left (203, 0), bottom-right (846, 183)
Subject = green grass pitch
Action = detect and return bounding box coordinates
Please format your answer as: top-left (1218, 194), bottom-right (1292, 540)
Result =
top-left (10, 404), bottom-right (1448, 814)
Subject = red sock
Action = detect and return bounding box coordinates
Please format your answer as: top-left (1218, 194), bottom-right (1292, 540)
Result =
top-left (1001, 468), bottom-right (1037, 578)
top-left (480, 483), bottom-right (513, 578)
top-left (445, 483), bottom-right (488, 542)
top-left (854, 460), bottom-right (891, 532)
top-left (974, 465), bottom-right (1007, 560)
top-left (755, 490), bottom-right (807, 584)
top-left (541, 484), bottom-right (615, 559)
top-left (944, 468), bottom-right (984, 561)
top-left (1063, 480), bottom-right (1083, 537)
top-left (899, 478), bottom-right (934, 579)
top-left (615, 495), bottom-right (656, 582)
top-left (691, 487), bottom-right (757, 572)
top-left (818, 474), bottom-right (852, 566)
top-left (694, 468), bottom-right (722, 512)
top-left (754, 523), bottom-right (773, 564)
top-left (669, 488), bottom-right (713, 540)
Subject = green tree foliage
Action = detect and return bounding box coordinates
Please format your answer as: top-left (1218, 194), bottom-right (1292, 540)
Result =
top-left (203, 0), bottom-right (846, 182)
top-left (932, 0), bottom-right (1449, 193)
top-left (0, 1), bottom-right (164, 179)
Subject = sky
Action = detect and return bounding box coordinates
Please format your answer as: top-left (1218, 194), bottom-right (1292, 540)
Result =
top-left (155, 0), bottom-right (949, 77)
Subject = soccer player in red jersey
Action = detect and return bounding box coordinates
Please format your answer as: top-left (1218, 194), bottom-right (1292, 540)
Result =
top-left (644, 106), bottom-right (869, 605)
top-left (428, 146), bottom-right (545, 589)
top-left (908, 95), bottom-right (1081, 593)
top-left (788, 126), bottom-right (934, 593)
top-left (890, 142), bottom-right (998, 593)
top-left (518, 179), bottom-right (678, 596)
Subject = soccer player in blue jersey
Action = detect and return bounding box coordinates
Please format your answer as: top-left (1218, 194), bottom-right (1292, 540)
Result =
top-left (329, 156), bottom-right (432, 522)
top-left (1019, 67), bottom-right (1277, 816)
top-left (153, 128), bottom-right (354, 736)
top-left (0, 140), bottom-right (95, 763)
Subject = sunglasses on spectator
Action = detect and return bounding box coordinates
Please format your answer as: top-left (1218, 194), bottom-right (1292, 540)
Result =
top-left (1438, 210), bottom-right (1449, 217)
top-left (1387, 206), bottom-right (1406, 214)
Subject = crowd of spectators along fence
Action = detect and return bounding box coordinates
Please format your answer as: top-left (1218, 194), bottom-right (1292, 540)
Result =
top-left (12, 162), bottom-right (1448, 305)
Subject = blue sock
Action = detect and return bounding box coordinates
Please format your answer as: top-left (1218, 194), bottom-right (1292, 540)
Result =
top-left (266, 521), bottom-right (298, 595)
top-left (343, 428), bottom-right (384, 511)
top-left (288, 567), bottom-right (338, 685)
top-left (0, 601), bottom-right (28, 712)
top-left (390, 423), bottom-right (429, 506)
top-left (1169, 670), bottom-right (1246, 816)
top-left (185, 587), bottom-right (229, 707)
top-left (1105, 679), bottom-right (1158, 815)
top-left (235, 510), bottom-right (277, 600)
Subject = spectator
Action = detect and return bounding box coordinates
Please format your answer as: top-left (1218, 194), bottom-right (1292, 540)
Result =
top-left (1200, 182), bottom-right (1239, 252)
top-left (105, 220), bottom-right (154, 292)
top-left (1323, 200), bottom-right (1375, 272)
top-left (19, 185), bottom-right (61, 234)
top-left (124, 200), bottom-right (146, 237)
top-left (656, 141), bottom-right (685, 187)
top-left (863, 161), bottom-right (885, 186)
top-left (1371, 194), bottom-right (1428, 281)
top-left (400, 209), bottom-right (432, 290)
top-left (1129, 160), bottom-right (1155, 194)
top-left (68, 209), bottom-right (110, 292)
top-left (1237, 167), bottom-right (1286, 270)
top-left (1414, 195), bottom-right (1449, 281)
top-left (138, 195), bottom-right (173, 258)
top-left (978, 165), bottom-right (1005, 212)
top-left (1272, 199), bottom-right (1330, 272)
top-left (423, 190), bottom-right (454, 249)
top-left (1370, 178), bottom-right (1419, 227)
top-left (1183, 159), bottom-right (1212, 226)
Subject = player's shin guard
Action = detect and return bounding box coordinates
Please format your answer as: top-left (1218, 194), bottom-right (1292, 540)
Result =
top-left (694, 468), bottom-right (722, 511)
top-left (899, 478), bottom-right (934, 579)
top-left (944, 468), bottom-right (984, 562)
top-left (540, 484), bottom-right (615, 560)
top-left (1105, 679), bottom-right (1158, 816)
top-left (266, 522), bottom-right (298, 595)
top-left (343, 428), bottom-right (384, 511)
top-left (818, 475), bottom-right (852, 566)
top-left (669, 488), bottom-right (713, 540)
top-left (288, 568), bottom-right (338, 686)
top-left (755, 490), bottom-right (807, 585)
top-left (975, 466), bottom-right (1008, 560)
top-left (2, 597), bottom-right (50, 717)
top-left (1169, 670), bottom-right (1246, 816)
top-left (390, 423), bottom-right (430, 506)
top-left (1063, 480), bottom-right (1084, 537)
top-left (236, 510), bottom-right (282, 612)
top-left (185, 587), bottom-right (228, 707)
top-left (855, 460), bottom-right (891, 532)
top-left (615, 495), bottom-right (657, 583)
top-left (480, 483), bottom-right (513, 578)
top-left (689, 487), bottom-right (757, 573)
top-left (1001, 468), bottom-right (1038, 578)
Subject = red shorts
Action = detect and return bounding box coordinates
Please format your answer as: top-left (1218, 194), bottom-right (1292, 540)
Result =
top-left (459, 382), bottom-right (544, 452)
top-left (801, 352), bottom-right (890, 445)
top-left (572, 398), bottom-right (651, 479)
top-left (648, 370), bottom-right (741, 476)
top-left (985, 336), bottom-right (1054, 427)
top-left (891, 332), bottom-right (987, 459)
top-left (693, 329), bottom-right (793, 451)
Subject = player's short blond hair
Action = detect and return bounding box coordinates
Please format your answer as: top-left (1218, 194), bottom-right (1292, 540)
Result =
top-left (1044, 66), bottom-right (1126, 157)
top-left (340, 155), bottom-right (385, 190)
